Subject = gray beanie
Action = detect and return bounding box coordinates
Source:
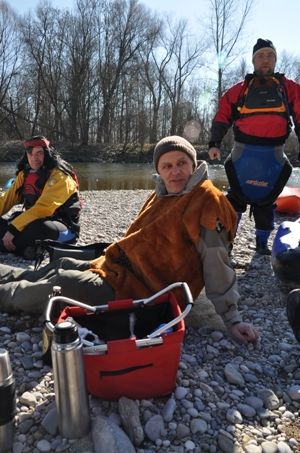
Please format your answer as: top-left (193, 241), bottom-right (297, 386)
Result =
top-left (153, 135), bottom-right (197, 171)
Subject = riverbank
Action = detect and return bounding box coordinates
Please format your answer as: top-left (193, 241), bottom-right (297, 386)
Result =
top-left (1, 190), bottom-right (300, 453)
top-left (1, 140), bottom-right (299, 166)
top-left (0, 141), bottom-right (206, 164)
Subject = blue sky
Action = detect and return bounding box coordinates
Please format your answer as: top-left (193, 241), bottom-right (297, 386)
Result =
top-left (11, 0), bottom-right (300, 59)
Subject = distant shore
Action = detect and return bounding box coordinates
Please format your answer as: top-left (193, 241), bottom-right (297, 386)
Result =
top-left (0, 141), bottom-right (206, 164)
top-left (0, 140), bottom-right (299, 166)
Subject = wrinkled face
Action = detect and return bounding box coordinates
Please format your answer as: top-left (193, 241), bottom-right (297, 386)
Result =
top-left (157, 150), bottom-right (194, 194)
top-left (26, 146), bottom-right (45, 170)
top-left (253, 50), bottom-right (276, 76)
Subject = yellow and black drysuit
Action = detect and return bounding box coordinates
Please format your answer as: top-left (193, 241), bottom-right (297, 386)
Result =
top-left (0, 166), bottom-right (80, 258)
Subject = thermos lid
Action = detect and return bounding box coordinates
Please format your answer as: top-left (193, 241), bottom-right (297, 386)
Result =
top-left (0, 348), bottom-right (12, 382)
top-left (53, 321), bottom-right (79, 344)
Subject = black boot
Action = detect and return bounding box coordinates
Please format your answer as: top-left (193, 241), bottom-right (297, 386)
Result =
top-left (22, 246), bottom-right (37, 260)
top-left (287, 289), bottom-right (300, 343)
top-left (255, 236), bottom-right (271, 255)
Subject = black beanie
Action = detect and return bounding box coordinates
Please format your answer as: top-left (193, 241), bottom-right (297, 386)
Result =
top-left (153, 136), bottom-right (197, 171)
top-left (252, 38), bottom-right (277, 60)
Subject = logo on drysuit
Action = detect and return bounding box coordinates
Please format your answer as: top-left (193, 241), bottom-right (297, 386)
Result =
top-left (245, 179), bottom-right (268, 188)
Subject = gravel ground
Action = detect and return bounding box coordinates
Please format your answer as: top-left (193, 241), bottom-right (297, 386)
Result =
top-left (1, 190), bottom-right (300, 453)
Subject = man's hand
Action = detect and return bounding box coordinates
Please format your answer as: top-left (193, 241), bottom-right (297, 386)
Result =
top-left (2, 231), bottom-right (16, 251)
top-left (208, 147), bottom-right (221, 161)
top-left (229, 322), bottom-right (260, 344)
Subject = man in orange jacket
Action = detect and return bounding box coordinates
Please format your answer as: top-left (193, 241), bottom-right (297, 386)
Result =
top-left (0, 136), bottom-right (259, 344)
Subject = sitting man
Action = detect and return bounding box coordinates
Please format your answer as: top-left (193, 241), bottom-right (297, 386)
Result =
top-left (0, 136), bottom-right (81, 259)
top-left (0, 136), bottom-right (258, 343)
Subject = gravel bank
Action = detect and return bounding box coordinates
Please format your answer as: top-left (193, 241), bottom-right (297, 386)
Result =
top-left (1, 190), bottom-right (300, 453)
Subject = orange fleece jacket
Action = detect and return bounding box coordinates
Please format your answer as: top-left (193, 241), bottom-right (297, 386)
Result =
top-left (89, 179), bottom-right (237, 307)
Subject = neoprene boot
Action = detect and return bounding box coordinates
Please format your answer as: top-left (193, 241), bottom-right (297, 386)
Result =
top-left (22, 246), bottom-right (37, 260)
top-left (255, 229), bottom-right (271, 255)
top-left (287, 289), bottom-right (300, 343)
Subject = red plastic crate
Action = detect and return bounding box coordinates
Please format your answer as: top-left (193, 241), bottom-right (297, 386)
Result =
top-left (49, 282), bottom-right (193, 400)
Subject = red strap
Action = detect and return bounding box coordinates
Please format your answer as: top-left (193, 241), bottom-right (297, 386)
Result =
top-left (24, 138), bottom-right (50, 149)
top-left (108, 299), bottom-right (134, 311)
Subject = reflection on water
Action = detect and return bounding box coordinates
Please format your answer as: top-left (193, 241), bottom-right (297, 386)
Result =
top-left (77, 163), bottom-right (156, 190)
top-left (0, 161), bottom-right (300, 191)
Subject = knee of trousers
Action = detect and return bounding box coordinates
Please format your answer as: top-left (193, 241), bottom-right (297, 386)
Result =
top-left (0, 280), bottom-right (54, 314)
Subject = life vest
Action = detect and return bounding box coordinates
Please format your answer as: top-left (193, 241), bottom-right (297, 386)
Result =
top-left (20, 167), bottom-right (81, 234)
top-left (235, 74), bottom-right (290, 121)
top-left (22, 171), bottom-right (43, 209)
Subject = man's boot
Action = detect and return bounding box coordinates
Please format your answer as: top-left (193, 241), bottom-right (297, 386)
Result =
top-left (255, 229), bottom-right (271, 255)
top-left (287, 289), bottom-right (300, 343)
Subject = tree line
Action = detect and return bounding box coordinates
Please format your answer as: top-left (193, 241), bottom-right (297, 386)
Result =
top-left (0, 0), bottom-right (299, 153)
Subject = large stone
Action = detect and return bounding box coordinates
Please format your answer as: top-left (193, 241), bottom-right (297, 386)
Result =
top-left (92, 415), bottom-right (135, 453)
top-left (118, 396), bottom-right (144, 446)
top-left (185, 291), bottom-right (225, 330)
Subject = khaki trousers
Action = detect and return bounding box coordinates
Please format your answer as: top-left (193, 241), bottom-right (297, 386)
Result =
top-left (0, 257), bottom-right (114, 314)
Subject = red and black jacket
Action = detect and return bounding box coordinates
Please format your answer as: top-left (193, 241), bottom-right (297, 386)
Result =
top-left (209, 73), bottom-right (300, 148)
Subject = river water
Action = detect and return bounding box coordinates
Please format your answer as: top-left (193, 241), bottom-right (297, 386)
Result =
top-left (0, 162), bottom-right (300, 191)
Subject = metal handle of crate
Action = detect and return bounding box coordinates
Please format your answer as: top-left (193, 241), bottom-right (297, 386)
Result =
top-left (45, 294), bottom-right (97, 333)
top-left (133, 281), bottom-right (194, 307)
top-left (93, 281), bottom-right (194, 313)
top-left (45, 281), bottom-right (194, 336)
top-left (147, 282), bottom-right (194, 338)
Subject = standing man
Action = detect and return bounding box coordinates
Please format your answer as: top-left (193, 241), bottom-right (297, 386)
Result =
top-left (208, 38), bottom-right (300, 254)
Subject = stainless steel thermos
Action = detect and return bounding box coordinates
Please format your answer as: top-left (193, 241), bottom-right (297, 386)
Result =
top-left (0, 349), bottom-right (15, 453)
top-left (51, 321), bottom-right (91, 438)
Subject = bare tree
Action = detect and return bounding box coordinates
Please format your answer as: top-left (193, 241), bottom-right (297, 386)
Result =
top-left (20, 4), bottom-right (70, 138)
top-left (277, 51), bottom-right (300, 82)
top-left (158, 18), bottom-right (205, 135)
top-left (64, 0), bottom-right (98, 145)
top-left (208, 0), bottom-right (254, 101)
top-left (0, 0), bottom-right (264, 148)
top-left (187, 79), bottom-right (214, 144)
top-left (0, 1), bottom-right (21, 138)
top-left (137, 15), bottom-right (163, 143)
top-left (96, 0), bottom-right (153, 144)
